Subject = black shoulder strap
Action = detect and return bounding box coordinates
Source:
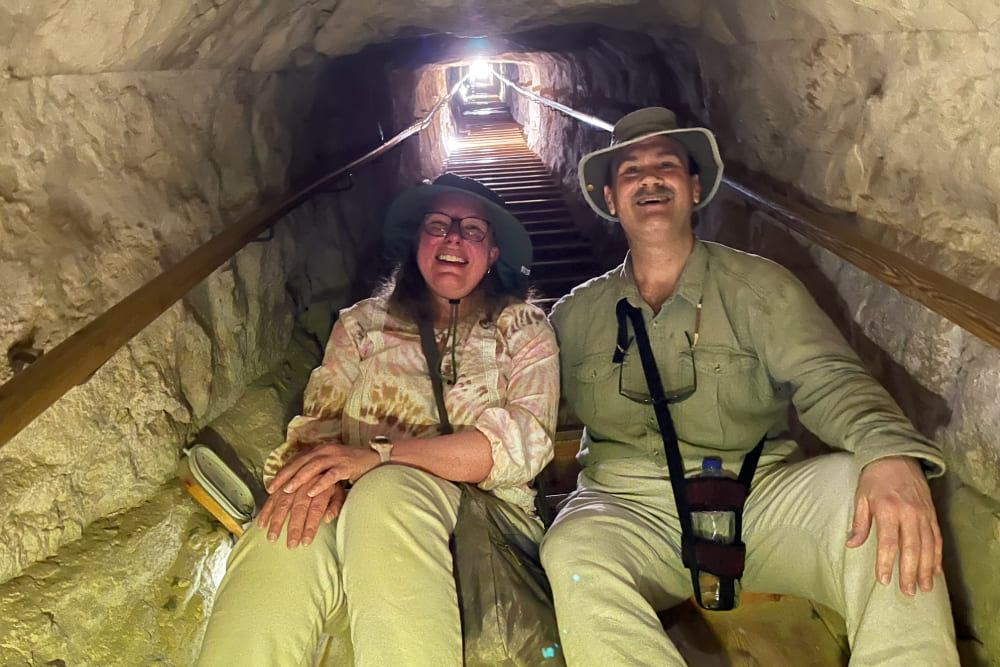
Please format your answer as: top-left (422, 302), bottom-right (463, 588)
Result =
top-left (738, 436), bottom-right (765, 488)
top-left (616, 299), bottom-right (693, 535)
top-left (418, 317), bottom-right (454, 435)
top-left (616, 298), bottom-right (766, 524)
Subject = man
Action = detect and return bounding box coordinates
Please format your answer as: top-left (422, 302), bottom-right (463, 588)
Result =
top-left (541, 107), bottom-right (958, 665)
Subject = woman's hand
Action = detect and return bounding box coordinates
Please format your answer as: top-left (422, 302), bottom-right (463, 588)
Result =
top-left (256, 480), bottom-right (347, 548)
top-left (268, 443), bottom-right (381, 500)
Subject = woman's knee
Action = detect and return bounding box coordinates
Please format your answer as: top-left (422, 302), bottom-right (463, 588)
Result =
top-left (344, 465), bottom-right (456, 515)
top-left (338, 466), bottom-right (460, 547)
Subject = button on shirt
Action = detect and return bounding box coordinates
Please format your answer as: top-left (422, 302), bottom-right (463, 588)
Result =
top-left (549, 240), bottom-right (945, 477)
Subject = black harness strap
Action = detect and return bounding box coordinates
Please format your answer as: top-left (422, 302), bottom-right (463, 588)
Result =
top-left (615, 299), bottom-right (693, 536)
top-left (615, 298), bottom-right (765, 609)
top-left (418, 317), bottom-right (454, 435)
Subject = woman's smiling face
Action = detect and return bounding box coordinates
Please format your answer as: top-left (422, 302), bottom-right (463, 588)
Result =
top-left (415, 192), bottom-right (500, 303)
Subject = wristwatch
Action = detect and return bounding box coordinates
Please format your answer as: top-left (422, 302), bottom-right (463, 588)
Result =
top-left (369, 435), bottom-right (394, 464)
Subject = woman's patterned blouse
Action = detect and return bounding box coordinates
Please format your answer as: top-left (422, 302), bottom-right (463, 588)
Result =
top-left (262, 296), bottom-right (560, 514)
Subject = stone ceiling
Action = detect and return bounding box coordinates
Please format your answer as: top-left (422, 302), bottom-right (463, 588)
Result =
top-left (4, 0), bottom-right (998, 77)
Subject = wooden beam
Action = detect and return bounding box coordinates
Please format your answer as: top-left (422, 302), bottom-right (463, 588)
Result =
top-left (722, 168), bottom-right (1000, 352)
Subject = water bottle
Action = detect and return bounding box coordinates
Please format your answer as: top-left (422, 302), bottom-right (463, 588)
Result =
top-left (690, 457), bottom-right (740, 609)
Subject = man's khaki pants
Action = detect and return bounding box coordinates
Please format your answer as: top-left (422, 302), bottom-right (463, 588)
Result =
top-left (197, 466), bottom-right (469, 666)
top-left (540, 452), bottom-right (959, 666)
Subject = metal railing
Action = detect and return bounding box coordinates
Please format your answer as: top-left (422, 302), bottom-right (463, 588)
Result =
top-left (494, 68), bottom-right (1000, 353)
top-left (492, 70), bottom-right (614, 133)
top-left (0, 73), bottom-right (471, 451)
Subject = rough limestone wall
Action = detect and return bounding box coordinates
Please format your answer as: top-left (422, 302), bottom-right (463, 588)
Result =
top-left (0, 485), bottom-right (231, 666)
top-left (691, 12), bottom-right (1000, 661)
top-left (404, 65), bottom-right (455, 184)
top-left (500, 24), bottom-right (999, 663)
top-left (0, 68), bottom-right (314, 585)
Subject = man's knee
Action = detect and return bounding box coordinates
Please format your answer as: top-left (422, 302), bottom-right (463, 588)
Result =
top-left (540, 511), bottom-right (594, 573)
top-left (541, 508), bottom-right (651, 586)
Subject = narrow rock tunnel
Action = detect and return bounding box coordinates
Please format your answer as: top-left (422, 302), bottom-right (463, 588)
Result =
top-left (1, 3), bottom-right (999, 664)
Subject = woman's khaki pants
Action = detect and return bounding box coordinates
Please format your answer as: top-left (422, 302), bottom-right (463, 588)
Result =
top-left (540, 452), bottom-right (959, 666)
top-left (198, 466), bottom-right (471, 666)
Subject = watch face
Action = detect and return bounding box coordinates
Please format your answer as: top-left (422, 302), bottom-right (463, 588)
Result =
top-left (370, 436), bottom-right (392, 463)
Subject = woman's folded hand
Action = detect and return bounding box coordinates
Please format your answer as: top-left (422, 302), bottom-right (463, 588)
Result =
top-left (256, 480), bottom-right (347, 548)
top-left (268, 443), bottom-right (381, 499)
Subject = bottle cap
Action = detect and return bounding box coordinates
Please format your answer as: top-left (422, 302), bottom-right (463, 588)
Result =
top-left (702, 457), bottom-right (723, 470)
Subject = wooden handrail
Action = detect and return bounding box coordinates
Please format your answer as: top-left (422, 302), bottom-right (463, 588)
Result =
top-left (0, 73), bottom-right (471, 451)
top-left (722, 165), bottom-right (1000, 352)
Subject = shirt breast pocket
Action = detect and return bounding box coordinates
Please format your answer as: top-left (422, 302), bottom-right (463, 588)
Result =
top-left (675, 345), bottom-right (772, 448)
top-left (569, 353), bottom-right (621, 431)
top-left (569, 352), bottom-right (653, 442)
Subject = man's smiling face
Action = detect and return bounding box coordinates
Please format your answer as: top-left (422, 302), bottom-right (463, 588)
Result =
top-left (603, 135), bottom-right (701, 240)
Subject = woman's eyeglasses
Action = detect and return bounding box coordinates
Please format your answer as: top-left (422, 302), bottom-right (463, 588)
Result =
top-left (421, 213), bottom-right (490, 243)
top-left (617, 298), bottom-right (702, 405)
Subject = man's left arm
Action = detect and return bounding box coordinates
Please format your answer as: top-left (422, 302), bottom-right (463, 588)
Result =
top-left (756, 268), bottom-right (945, 596)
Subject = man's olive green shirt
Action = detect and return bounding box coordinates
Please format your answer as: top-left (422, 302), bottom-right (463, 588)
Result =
top-left (550, 240), bottom-right (945, 477)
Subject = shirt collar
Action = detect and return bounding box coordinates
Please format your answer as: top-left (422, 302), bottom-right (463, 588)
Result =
top-left (614, 239), bottom-right (708, 308)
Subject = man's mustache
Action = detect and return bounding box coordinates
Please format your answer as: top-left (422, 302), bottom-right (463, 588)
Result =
top-left (632, 185), bottom-right (675, 205)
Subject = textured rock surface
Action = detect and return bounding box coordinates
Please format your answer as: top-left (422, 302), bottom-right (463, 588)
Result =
top-left (701, 29), bottom-right (1000, 268)
top-left (0, 484), bottom-right (231, 666)
top-left (940, 479), bottom-right (1000, 663)
top-left (0, 58), bottom-right (399, 584)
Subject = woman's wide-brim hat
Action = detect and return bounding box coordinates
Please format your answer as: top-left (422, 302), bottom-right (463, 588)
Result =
top-left (578, 107), bottom-right (724, 222)
top-left (383, 173), bottom-right (533, 291)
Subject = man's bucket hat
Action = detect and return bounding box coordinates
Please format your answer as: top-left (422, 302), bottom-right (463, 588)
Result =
top-left (383, 173), bottom-right (533, 291)
top-left (579, 107), bottom-right (724, 222)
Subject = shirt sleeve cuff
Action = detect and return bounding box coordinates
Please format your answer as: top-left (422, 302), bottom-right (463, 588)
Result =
top-left (853, 441), bottom-right (947, 479)
top-left (474, 410), bottom-right (554, 491)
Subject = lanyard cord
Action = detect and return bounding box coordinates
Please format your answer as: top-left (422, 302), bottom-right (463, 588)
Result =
top-left (445, 299), bottom-right (460, 385)
top-left (417, 315), bottom-right (454, 435)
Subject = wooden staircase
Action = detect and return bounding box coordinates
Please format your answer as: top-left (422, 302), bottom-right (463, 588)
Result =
top-left (446, 92), bottom-right (602, 311)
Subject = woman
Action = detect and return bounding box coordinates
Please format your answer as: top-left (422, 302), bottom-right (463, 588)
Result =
top-left (197, 174), bottom-right (559, 666)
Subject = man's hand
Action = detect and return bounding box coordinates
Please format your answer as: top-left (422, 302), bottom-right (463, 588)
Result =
top-left (256, 479), bottom-right (346, 548)
top-left (847, 455), bottom-right (943, 596)
top-left (267, 443), bottom-right (381, 499)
